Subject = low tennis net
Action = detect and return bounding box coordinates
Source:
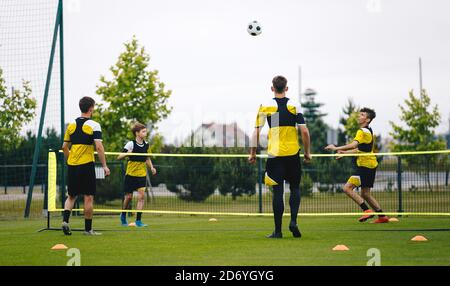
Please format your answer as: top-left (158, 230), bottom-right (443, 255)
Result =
top-left (44, 149), bottom-right (450, 217)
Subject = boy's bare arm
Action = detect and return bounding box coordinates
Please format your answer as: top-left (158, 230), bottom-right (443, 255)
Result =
top-left (325, 140), bottom-right (358, 152)
top-left (298, 125), bottom-right (312, 163)
top-left (94, 140), bottom-right (110, 176)
top-left (248, 127), bottom-right (260, 164)
top-left (146, 158), bottom-right (157, 175)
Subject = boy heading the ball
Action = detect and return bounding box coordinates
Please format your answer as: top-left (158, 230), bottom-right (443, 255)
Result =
top-left (118, 122), bottom-right (157, 227)
top-left (325, 108), bottom-right (389, 223)
top-left (249, 75), bottom-right (312, 238)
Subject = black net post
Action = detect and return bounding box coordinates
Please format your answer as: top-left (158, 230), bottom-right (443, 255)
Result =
top-left (3, 158), bottom-right (6, 195)
top-left (397, 156), bottom-right (403, 214)
top-left (257, 156), bottom-right (263, 213)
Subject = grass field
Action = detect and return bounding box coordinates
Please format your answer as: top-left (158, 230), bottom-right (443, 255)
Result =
top-left (1, 215), bottom-right (449, 266)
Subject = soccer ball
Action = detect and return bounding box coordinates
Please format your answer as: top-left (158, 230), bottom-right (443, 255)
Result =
top-left (247, 20), bottom-right (262, 36)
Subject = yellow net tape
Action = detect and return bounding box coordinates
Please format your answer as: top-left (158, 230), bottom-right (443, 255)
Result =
top-left (58, 149), bottom-right (450, 158)
top-left (47, 152), bottom-right (57, 212)
top-left (49, 208), bottom-right (450, 217)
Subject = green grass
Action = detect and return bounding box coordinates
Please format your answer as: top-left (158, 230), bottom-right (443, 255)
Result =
top-left (0, 215), bottom-right (449, 266)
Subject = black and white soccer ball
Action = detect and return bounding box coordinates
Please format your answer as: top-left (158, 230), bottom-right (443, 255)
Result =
top-left (247, 20), bottom-right (262, 36)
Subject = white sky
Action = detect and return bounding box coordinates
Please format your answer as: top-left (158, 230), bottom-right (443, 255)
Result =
top-left (63, 0), bottom-right (450, 144)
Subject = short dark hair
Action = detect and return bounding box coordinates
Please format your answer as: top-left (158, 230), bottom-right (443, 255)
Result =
top-left (272, 76), bottom-right (288, 94)
top-left (132, 122), bottom-right (147, 136)
top-left (360, 107), bottom-right (376, 123)
top-left (79, 96), bottom-right (95, 113)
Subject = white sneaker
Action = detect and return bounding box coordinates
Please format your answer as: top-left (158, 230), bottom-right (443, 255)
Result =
top-left (83, 230), bottom-right (102, 236)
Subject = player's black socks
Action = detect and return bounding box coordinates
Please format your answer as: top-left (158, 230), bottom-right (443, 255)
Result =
top-left (289, 185), bottom-right (301, 225)
top-left (376, 209), bottom-right (385, 217)
top-left (136, 212), bottom-right (142, 221)
top-left (63, 210), bottom-right (71, 223)
top-left (360, 202), bottom-right (369, 211)
top-left (122, 199), bottom-right (130, 217)
top-left (272, 185), bottom-right (284, 233)
top-left (85, 219), bottom-right (92, 232)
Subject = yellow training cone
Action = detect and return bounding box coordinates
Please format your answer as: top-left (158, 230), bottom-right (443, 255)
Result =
top-left (128, 222), bottom-right (136, 227)
top-left (332, 245), bottom-right (350, 251)
top-left (209, 218), bottom-right (218, 222)
top-left (51, 244), bottom-right (68, 250)
top-left (411, 235), bottom-right (428, 242)
top-left (389, 218), bottom-right (399, 222)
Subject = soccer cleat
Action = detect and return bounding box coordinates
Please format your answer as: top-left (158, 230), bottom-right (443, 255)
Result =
top-left (289, 223), bottom-right (302, 238)
top-left (266, 232), bottom-right (282, 239)
top-left (135, 220), bottom-right (148, 227)
top-left (358, 210), bottom-right (375, 222)
top-left (62, 222), bottom-right (72, 236)
top-left (372, 216), bottom-right (389, 224)
top-left (83, 230), bottom-right (102, 236)
top-left (120, 214), bottom-right (128, 226)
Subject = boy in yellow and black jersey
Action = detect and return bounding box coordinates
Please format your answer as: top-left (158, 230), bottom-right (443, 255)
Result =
top-left (249, 76), bottom-right (312, 239)
top-left (325, 108), bottom-right (389, 223)
top-left (118, 122), bottom-right (157, 227)
top-left (62, 96), bottom-right (110, 236)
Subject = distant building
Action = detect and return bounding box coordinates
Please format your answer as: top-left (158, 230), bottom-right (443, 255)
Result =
top-left (326, 128), bottom-right (338, 145)
top-left (258, 133), bottom-right (268, 149)
top-left (185, 122), bottom-right (250, 148)
top-left (380, 136), bottom-right (392, 152)
top-left (435, 118), bottom-right (450, 149)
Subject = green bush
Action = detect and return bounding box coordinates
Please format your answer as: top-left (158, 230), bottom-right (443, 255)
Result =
top-left (163, 147), bottom-right (217, 202)
top-left (150, 146), bottom-right (258, 202)
top-left (334, 186), bottom-right (344, 193)
top-left (300, 173), bottom-right (313, 197)
top-left (318, 185), bottom-right (332, 193)
top-left (95, 163), bottom-right (125, 204)
top-left (215, 148), bottom-right (256, 200)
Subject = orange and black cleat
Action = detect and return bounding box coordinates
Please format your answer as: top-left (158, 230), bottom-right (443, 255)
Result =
top-left (358, 210), bottom-right (375, 222)
top-left (372, 216), bottom-right (390, 224)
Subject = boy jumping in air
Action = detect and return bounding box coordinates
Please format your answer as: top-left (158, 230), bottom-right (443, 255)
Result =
top-left (325, 108), bottom-right (389, 223)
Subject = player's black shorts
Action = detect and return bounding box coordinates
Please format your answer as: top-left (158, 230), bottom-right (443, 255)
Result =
top-left (67, 162), bottom-right (96, 196)
top-left (123, 175), bottom-right (146, 194)
top-left (347, 166), bottom-right (377, 188)
top-left (264, 152), bottom-right (301, 187)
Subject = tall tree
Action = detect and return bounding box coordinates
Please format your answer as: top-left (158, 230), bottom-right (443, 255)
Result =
top-left (301, 89), bottom-right (334, 189)
top-left (302, 88), bottom-right (327, 122)
top-left (344, 111), bottom-right (360, 141)
top-left (301, 88), bottom-right (328, 154)
top-left (1, 128), bottom-right (61, 188)
top-left (0, 68), bottom-right (36, 151)
top-left (390, 90), bottom-right (446, 191)
top-left (321, 98), bottom-right (360, 192)
top-left (338, 98), bottom-right (358, 144)
top-left (94, 37), bottom-right (172, 151)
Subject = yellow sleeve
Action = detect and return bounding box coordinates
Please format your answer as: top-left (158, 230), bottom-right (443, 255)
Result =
top-left (354, 129), bottom-right (371, 144)
top-left (372, 134), bottom-right (377, 152)
top-left (63, 123), bottom-right (75, 142)
top-left (255, 105), bottom-right (266, 128)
